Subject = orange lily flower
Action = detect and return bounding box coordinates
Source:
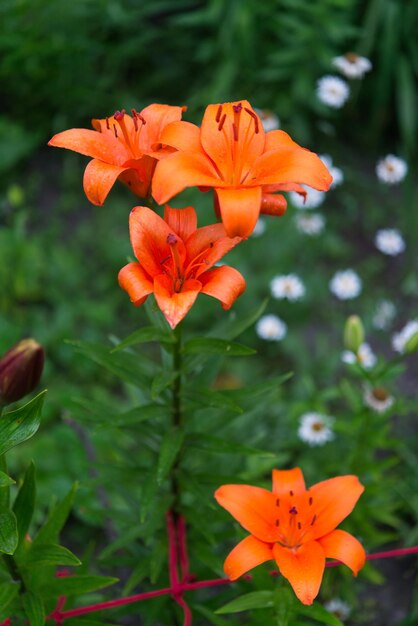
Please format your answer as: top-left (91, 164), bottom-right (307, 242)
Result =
top-left (48, 104), bottom-right (185, 205)
top-left (118, 205), bottom-right (245, 329)
top-left (152, 101), bottom-right (332, 237)
top-left (215, 468), bottom-right (365, 605)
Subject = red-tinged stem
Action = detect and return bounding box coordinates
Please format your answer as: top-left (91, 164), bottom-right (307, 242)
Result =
top-left (167, 511), bottom-right (180, 588)
top-left (177, 515), bottom-right (190, 581)
top-left (326, 545), bottom-right (418, 567)
top-left (0, 619), bottom-right (11, 626)
top-left (175, 595), bottom-right (192, 626)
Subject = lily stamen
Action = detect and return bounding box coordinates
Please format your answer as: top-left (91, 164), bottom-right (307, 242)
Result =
top-left (215, 104), bottom-right (223, 123)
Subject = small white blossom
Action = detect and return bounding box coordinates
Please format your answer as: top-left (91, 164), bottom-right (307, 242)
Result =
top-left (317, 75), bottom-right (350, 108)
top-left (373, 299), bottom-right (396, 330)
top-left (251, 218), bottom-right (266, 237)
top-left (271, 274), bottom-right (305, 301)
top-left (324, 598), bottom-right (351, 622)
top-left (256, 315), bottom-right (287, 341)
top-left (254, 108), bottom-right (280, 132)
top-left (375, 228), bottom-right (405, 256)
top-left (376, 155), bottom-right (408, 184)
top-left (295, 212), bottom-right (325, 236)
top-left (298, 413), bottom-right (335, 446)
top-left (392, 319), bottom-right (418, 353)
top-left (330, 269), bottom-right (362, 300)
top-left (341, 343), bottom-right (377, 369)
top-left (363, 386), bottom-right (394, 413)
top-left (332, 53), bottom-right (372, 79)
top-left (320, 154), bottom-right (343, 188)
top-left (290, 185), bottom-right (326, 209)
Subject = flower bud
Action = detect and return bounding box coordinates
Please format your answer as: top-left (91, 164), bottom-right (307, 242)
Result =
top-left (344, 315), bottom-right (364, 353)
top-left (0, 339), bottom-right (44, 406)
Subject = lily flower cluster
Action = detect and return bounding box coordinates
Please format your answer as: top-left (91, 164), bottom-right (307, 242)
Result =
top-left (49, 100), bottom-right (332, 328)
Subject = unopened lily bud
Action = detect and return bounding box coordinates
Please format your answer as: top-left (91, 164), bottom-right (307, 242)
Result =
top-left (0, 339), bottom-right (44, 406)
top-left (404, 330), bottom-right (418, 355)
top-left (344, 315), bottom-right (364, 353)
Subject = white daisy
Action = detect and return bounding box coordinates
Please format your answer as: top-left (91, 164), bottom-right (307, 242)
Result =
top-left (319, 154), bottom-right (344, 188)
top-left (329, 269), bottom-right (362, 300)
top-left (316, 75), bottom-right (350, 108)
top-left (363, 386), bottom-right (394, 413)
top-left (294, 212), bottom-right (325, 236)
top-left (324, 598), bottom-right (351, 622)
top-left (289, 185), bottom-right (326, 209)
top-left (373, 299), bottom-right (396, 330)
top-left (332, 52), bottom-right (372, 79)
top-left (392, 319), bottom-right (418, 353)
top-left (270, 274), bottom-right (305, 301)
top-left (341, 343), bottom-right (377, 369)
top-left (254, 108), bottom-right (280, 132)
top-left (256, 314), bottom-right (287, 341)
top-left (251, 218), bottom-right (266, 237)
top-left (298, 413), bottom-right (335, 446)
top-left (376, 155), bottom-right (408, 184)
top-left (375, 228), bottom-right (405, 256)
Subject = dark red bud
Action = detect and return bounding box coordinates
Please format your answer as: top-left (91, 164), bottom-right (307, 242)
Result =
top-left (0, 339), bottom-right (45, 405)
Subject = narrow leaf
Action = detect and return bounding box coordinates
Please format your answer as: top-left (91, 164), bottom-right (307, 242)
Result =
top-left (297, 602), bottom-right (344, 626)
top-left (0, 580), bottom-right (19, 610)
top-left (0, 391), bottom-right (46, 456)
top-left (157, 427), bottom-right (184, 485)
top-left (22, 591), bottom-right (45, 626)
top-left (25, 543), bottom-right (81, 567)
top-left (111, 326), bottom-right (175, 352)
top-left (0, 510), bottom-right (18, 554)
top-left (13, 462), bottom-right (36, 548)
top-left (183, 338), bottom-right (256, 356)
top-left (216, 591), bottom-right (274, 614)
top-left (0, 471), bottom-right (15, 487)
top-left (42, 575), bottom-right (118, 597)
top-left (35, 483), bottom-right (77, 545)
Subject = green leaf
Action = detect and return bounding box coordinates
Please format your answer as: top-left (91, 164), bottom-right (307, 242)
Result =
top-left (105, 404), bottom-right (168, 428)
top-left (297, 603), bottom-right (344, 626)
top-left (25, 543), bottom-right (81, 567)
top-left (157, 427), bottom-right (184, 485)
top-left (151, 370), bottom-right (177, 400)
top-left (111, 326), bottom-right (175, 352)
top-left (184, 388), bottom-right (242, 413)
top-left (22, 591), bottom-right (45, 626)
top-left (0, 471), bottom-right (15, 487)
top-left (35, 483), bottom-right (77, 545)
top-left (222, 299), bottom-right (268, 340)
top-left (216, 590), bottom-right (274, 614)
top-left (140, 473), bottom-right (159, 523)
top-left (183, 338), bottom-right (256, 356)
top-left (42, 574), bottom-right (118, 597)
top-left (0, 510), bottom-right (18, 554)
top-left (0, 580), bottom-right (19, 610)
top-left (187, 434), bottom-right (275, 457)
top-left (13, 462), bottom-right (36, 548)
top-left (0, 391), bottom-right (46, 456)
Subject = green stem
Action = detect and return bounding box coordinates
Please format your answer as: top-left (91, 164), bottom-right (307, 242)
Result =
top-left (3, 553), bottom-right (26, 591)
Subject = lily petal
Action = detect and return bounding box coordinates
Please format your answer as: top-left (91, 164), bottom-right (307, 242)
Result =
top-left (251, 147), bottom-right (332, 190)
top-left (261, 193), bottom-right (287, 216)
top-left (83, 159), bottom-right (127, 206)
top-left (48, 128), bottom-right (130, 165)
top-left (224, 535), bottom-right (274, 581)
top-left (164, 205), bottom-right (197, 242)
top-left (160, 120), bottom-right (203, 153)
top-left (185, 223), bottom-right (241, 275)
top-left (214, 484), bottom-right (278, 542)
top-left (308, 476), bottom-right (364, 539)
top-left (152, 151), bottom-right (221, 205)
top-left (216, 186), bottom-right (262, 238)
top-left (318, 529), bottom-right (366, 575)
top-left (118, 263), bottom-right (153, 306)
top-left (154, 274), bottom-right (201, 329)
top-left (272, 468), bottom-right (306, 497)
top-left (264, 129), bottom-right (303, 152)
top-left (200, 266), bottom-right (246, 309)
top-left (139, 104), bottom-right (185, 152)
top-left (273, 541), bottom-right (325, 605)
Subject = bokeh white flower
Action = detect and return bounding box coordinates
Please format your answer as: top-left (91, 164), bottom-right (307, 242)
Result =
top-left (251, 218), bottom-right (266, 237)
top-left (330, 269), bottom-right (362, 300)
top-left (342, 343), bottom-right (377, 369)
top-left (332, 53), bottom-right (372, 79)
top-left (256, 314), bottom-right (287, 341)
top-left (320, 154), bottom-right (343, 188)
top-left (289, 185), bottom-right (326, 209)
top-left (376, 155), bottom-right (408, 184)
top-left (298, 413), bottom-right (335, 446)
top-left (271, 274), bottom-right (305, 301)
top-left (317, 75), bottom-right (350, 108)
top-left (363, 386), bottom-right (394, 413)
top-left (375, 228), bottom-right (405, 256)
top-left (373, 299), bottom-right (396, 330)
top-left (254, 108), bottom-right (280, 132)
top-left (324, 598), bottom-right (351, 622)
top-left (295, 212), bottom-right (325, 236)
top-left (392, 319), bottom-right (418, 353)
